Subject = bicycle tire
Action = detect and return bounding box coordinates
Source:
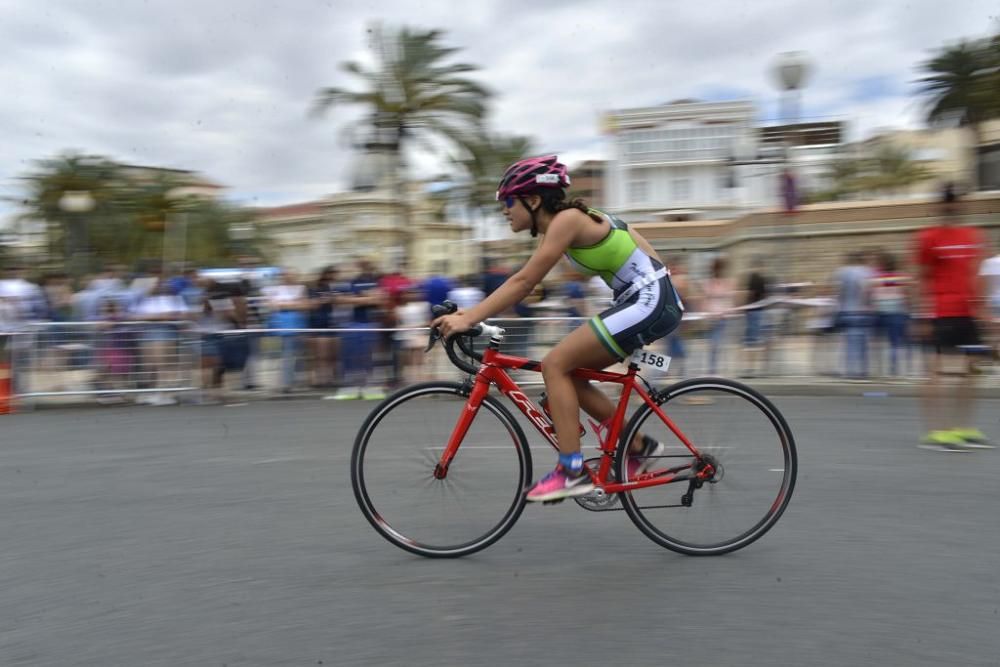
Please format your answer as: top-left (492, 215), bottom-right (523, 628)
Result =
top-left (616, 377), bottom-right (797, 556)
top-left (351, 381), bottom-right (532, 558)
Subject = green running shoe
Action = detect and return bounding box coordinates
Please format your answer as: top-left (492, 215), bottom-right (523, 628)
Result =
top-left (362, 387), bottom-right (386, 401)
top-left (919, 430), bottom-right (971, 452)
top-left (950, 428), bottom-right (995, 449)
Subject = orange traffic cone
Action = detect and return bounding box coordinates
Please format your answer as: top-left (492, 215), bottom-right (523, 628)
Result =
top-left (0, 360), bottom-right (12, 415)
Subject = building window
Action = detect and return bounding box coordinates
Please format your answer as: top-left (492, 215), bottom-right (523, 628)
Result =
top-left (719, 168), bottom-right (735, 191)
top-left (622, 125), bottom-right (739, 164)
top-left (628, 179), bottom-right (649, 203)
top-left (979, 145), bottom-right (1000, 191)
top-left (672, 178), bottom-right (691, 202)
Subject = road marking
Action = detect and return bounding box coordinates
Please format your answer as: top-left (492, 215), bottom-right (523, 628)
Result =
top-left (421, 446), bottom-right (513, 450)
top-left (251, 456), bottom-right (325, 464)
top-left (663, 445), bottom-right (733, 450)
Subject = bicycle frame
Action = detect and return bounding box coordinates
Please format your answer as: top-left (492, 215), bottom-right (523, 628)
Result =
top-left (435, 345), bottom-right (711, 494)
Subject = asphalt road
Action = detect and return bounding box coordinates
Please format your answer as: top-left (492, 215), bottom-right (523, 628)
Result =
top-left (1, 395), bottom-right (998, 666)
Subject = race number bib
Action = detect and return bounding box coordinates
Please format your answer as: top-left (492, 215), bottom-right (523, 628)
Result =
top-left (631, 349), bottom-right (671, 373)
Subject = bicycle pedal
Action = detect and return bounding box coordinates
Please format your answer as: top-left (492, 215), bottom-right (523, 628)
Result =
top-left (542, 498), bottom-right (566, 506)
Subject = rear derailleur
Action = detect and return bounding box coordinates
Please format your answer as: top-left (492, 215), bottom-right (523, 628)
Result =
top-left (680, 454), bottom-right (723, 507)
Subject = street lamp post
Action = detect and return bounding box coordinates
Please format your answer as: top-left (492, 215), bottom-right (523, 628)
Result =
top-left (164, 187), bottom-right (201, 273)
top-left (770, 51), bottom-right (811, 288)
top-left (774, 52), bottom-right (809, 132)
top-left (58, 190), bottom-right (95, 286)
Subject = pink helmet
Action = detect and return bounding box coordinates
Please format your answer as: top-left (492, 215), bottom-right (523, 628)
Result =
top-left (495, 155), bottom-right (571, 200)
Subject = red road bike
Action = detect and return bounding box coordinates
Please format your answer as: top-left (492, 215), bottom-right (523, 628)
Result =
top-left (351, 304), bottom-right (797, 558)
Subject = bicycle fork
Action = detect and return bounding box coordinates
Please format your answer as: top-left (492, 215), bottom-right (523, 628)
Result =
top-left (433, 377), bottom-right (491, 480)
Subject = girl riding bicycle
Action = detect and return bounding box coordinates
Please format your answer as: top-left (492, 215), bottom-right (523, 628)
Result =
top-left (432, 155), bottom-right (684, 501)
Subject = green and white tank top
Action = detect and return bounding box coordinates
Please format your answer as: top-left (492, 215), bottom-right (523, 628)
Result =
top-left (564, 209), bottom-right (663, 294)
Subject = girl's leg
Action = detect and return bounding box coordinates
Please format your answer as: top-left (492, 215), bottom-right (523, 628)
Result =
top-left (526, 324), bottom-right (617, 501)
top-left (573, 370), bottom-right (661, 454)
top-left (531, 322), bottom-right (672, 502)
top-left (541, 324), bottom-right (618, 458)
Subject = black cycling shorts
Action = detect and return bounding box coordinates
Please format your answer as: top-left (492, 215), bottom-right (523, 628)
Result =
top-left (931, 317), bottom-right (982, 354)
top-left (590, 274), bottom-right (683, 360)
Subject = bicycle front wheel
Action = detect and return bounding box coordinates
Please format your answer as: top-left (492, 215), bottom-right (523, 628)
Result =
top-left (351, 382), bottom-right (532, 558)
top-left (617, 377), bottom-right (797, 556)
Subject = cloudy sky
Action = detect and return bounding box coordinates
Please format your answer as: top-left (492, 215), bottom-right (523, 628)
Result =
top-left (1, 0), bottom-right (995, 218)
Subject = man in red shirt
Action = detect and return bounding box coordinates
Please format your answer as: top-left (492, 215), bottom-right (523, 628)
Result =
top-left (915, 188), bottom-right (993, 450)
top-left (378, 261), bottom-right (414, 389)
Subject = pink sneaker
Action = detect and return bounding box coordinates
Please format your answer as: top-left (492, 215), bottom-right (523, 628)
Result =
top-left (525, 465), bottom-right (593, 502)
top-left (626, 436), bottom-right (665, 480)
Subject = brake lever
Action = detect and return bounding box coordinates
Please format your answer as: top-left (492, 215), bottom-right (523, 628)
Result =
top-left (425, 300), bottom-right (459, 353)
top-left (424, 326), bottom-right (441, 353)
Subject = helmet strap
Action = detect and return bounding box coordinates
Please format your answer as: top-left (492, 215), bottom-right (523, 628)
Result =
top-left (520, 196), bottom-right (539, 238)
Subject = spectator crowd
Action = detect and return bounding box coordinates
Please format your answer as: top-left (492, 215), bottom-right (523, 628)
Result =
top-left (1, 224), bottom-right (998, 405)
top-left (0, 258), bottom-right (599, 403)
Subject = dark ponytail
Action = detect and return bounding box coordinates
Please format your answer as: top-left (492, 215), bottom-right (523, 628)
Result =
top-left (522, 188), bottom-right (601, 238)
top-left (537, 189), bottom-right (597, 219)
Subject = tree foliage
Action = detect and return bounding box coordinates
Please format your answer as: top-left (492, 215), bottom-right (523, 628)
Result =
top-left (811, 144), bottom-right (934, 202)
top-left (17, 152), bottom-right (261, 270)
top-left (454, 132), bottom-right (534, 212)
top-left (915, 34), bottom-right (1000, 189)
top-left (312, 24), bottom-right (492, 179)
top-left (917, 38), bottom-right (997, 130)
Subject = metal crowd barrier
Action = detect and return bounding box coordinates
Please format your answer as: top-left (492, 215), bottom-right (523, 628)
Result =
top-left (11, 321), bottom-right (201, 406)
top-left (3, 302), bottom-right (996, 408)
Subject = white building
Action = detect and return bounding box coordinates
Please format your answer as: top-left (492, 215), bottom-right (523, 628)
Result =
top-left (603, 99), bottom-right (846, 221)
top-left (757, 121), bottom-right (845, 199)
top-left (604, 100), bottom-right (768, 222)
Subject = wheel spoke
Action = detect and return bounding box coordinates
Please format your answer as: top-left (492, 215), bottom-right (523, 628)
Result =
top-left (352, 383), bottom-right (531, 558)
top-left (619, 379), bottom-right (796, 556)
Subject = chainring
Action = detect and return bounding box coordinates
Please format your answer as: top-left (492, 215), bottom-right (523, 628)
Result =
top-left (573, 457), bottom-right (621, 511)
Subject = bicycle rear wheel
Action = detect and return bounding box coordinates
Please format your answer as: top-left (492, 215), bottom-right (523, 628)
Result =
top-left (351, 382), bottom-right (532, 558)
top-left (617, 377), bottom-right (796, 556)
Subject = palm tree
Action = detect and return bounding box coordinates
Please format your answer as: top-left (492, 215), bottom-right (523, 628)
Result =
top-left (826, 156), bottom-right (865, 200)
top-left (816, 144), bottom-right (933, 201)
top-left (104, 176), bottom-right (260, 268)
top-left (863, 145), bottom-right (933, 195)
top-left (19, 153), bottom-right (121, 280)
top-left (312, 24), bottom-right (491, 221)
top-left (449, 133), bottom-right (533, 256)
top-left (455, 132), bottom-right (534, 213)
top-left (20, 153), bottom-right (259, 271)
top-left (981, 33), bottom-right (1000, 118)
top-left (917, 39), bottom-right (995, 189)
